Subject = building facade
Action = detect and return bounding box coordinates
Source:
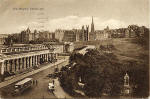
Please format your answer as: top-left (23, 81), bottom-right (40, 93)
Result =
top-left (55, 29), bottom-right (65, 42)
top-left (20, 28), bottom-right (55, 43)
top-left (0, 44), bottom-right (57, 77)
top-left (0, 42), bottom-right (74, 79)
top-left (21, 28), bottom-right (34, 43)
top-left (63, 30), bottom-right (76, 42)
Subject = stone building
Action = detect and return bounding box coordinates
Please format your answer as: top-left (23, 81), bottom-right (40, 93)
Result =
top-left (0, 42), bottom-right (74, 80)
top-left (20, 28), bottom-right (55, 43)
top-left (72, 29), bottom-right (82, 42)
top-left (83, 25), bottom-right (89, 41)
top-left (63, 30), bottom-right (76, 42)
top-left (55, 29), bottom-right (65, 42)
top-left (33, 30), bottom-right (39, 40)
top-left (95, 26), bottom-right (110, 40)
top-left (95, 30), bottom-right (108, 40)
top-left (39, 31), bottom-right (54, 40)
top-left (81, 26), bottom-right (85, 41)
top-left (54, 27), bottom-right (89, 42)
top-left (0, 44), bottom-right (57, 77)
top-left (21, 27), bottom-right (34, 43)
top-left (53, 17), bottom-right (91, 42)
top-left (0, 42), bottom-right (74, 79)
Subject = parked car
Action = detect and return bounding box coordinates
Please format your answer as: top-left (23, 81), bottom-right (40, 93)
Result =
top-left (47, 74), bottom-right (54, 78)
top-left (54, 71), bottom-right (61, 77)
top-left (48, 82), bottom-right (54, 92)
top-left (47, 73), bottom-right (57, 78)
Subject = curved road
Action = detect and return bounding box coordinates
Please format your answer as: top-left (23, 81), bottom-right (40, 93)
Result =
top-left (0, 58), bottom-right (68, 99)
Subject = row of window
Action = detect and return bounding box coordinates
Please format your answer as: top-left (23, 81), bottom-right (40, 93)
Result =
top-left (0, 45), bottom-right (48, 54)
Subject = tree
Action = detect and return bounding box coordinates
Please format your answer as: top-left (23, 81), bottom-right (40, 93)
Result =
top-left (4, 35), bottom-right (13, 46)
top-left (65, 49), bottom-right (124, 97)
top-left (61, 48), bottom-right (149, 97)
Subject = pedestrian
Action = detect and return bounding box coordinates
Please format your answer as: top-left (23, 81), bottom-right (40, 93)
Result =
top-left (36, 80), bottom-right (38, 85)
top-left (52, 80), bottom-right (54, 84)
top-left (33, 80), bottom-right (35, 85)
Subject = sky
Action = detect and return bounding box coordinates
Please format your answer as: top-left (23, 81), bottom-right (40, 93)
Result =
top-left (0, 0), bottom-right (149, 34)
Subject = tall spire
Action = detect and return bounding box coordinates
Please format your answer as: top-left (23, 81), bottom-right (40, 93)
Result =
top-left (92, 16), bottom-right (94, 24)
top-left (91, 16), bottom-right (95, 32)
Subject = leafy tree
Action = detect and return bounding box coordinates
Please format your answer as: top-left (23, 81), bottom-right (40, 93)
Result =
top-left (61, 48), bottom-right (149, 97)
top-left (4, 35), bottom-right (13, 46)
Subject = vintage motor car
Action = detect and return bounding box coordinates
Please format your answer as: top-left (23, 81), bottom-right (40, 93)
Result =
top-left (48, 82), bottom-right (55, 92)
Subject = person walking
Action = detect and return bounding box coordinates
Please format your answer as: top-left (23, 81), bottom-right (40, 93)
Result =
top-left (36, 80), bottom-right (38, 85)
top-left (33, 80), bottom-right (35, 85)
top-left (52, 80), bottom-right (54, 84)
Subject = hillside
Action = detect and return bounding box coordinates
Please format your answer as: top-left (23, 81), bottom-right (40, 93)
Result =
top-left (75, 38), bottom-right (148, 62)
top-left (111, 38), bottom-right (148, 61)
top-left (60, 38), bottom-right (149, 98)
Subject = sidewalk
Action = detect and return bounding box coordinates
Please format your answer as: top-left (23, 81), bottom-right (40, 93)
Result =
top-left (54, 78), bottom-right (72, 98)
top-left (0, 59), bottom-right (68, 88)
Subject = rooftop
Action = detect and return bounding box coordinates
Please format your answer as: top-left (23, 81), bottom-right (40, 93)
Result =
top-left (0, 49), bottom-right (50, 61)
top-left (15, 78), bottom-right (33, 85)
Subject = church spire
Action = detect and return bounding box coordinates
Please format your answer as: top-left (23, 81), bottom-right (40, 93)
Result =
top-left (91, 16), bottom-right (95, 32)
top-left (92, 16), bottom-right (94, 24)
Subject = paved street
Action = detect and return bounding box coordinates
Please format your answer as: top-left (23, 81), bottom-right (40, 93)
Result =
top-left (54, 78), bottom-right (72, 98)
top-left (0, 58), bottom-right (69, 99)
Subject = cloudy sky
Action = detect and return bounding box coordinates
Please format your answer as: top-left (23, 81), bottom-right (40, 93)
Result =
top-left (0, 0), bottom-right (149, 34)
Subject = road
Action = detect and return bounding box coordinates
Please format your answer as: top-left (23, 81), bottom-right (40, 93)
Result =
top-left (54, 78), bottom-right (72, 98)
top-left (0, 58), bottom-right (69, 99)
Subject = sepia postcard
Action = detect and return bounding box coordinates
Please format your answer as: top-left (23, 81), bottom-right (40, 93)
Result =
top-left (0, 0), bottom-right (149, 99)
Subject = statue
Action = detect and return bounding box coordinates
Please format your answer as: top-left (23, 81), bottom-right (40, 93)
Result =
top-left (122, 73), bottom-right (131, 96)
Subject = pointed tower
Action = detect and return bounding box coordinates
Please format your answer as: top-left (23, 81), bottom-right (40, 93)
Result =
top-left (86, 25), bottom-right (89, 41)
top-left (91, 16), bottom-right (95, 33)
top-left (26, 27), bottom-right (31, 33)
